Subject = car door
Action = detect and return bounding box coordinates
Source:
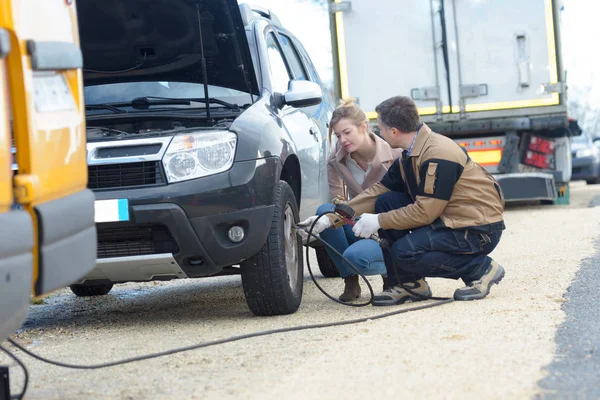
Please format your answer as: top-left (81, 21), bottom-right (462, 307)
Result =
top-left (284, 33), bottom-right (333, 208)
top-left (264, 30), bottom-right (321, 218)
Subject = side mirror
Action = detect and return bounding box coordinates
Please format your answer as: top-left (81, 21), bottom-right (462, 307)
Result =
top-left (275, 80), bottom-right (322, 109)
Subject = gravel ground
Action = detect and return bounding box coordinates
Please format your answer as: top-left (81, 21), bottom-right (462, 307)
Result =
top-left (2, 182), bottom-right (599, 400)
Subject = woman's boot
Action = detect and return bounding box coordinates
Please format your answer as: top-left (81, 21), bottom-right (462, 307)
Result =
top-left (339, 275), bottom-right (361, 301)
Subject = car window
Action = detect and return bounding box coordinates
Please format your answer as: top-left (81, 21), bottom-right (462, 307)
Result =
top-left (266, 32), bottom-right (292, 94)
top-left (290, 36), bottom-right (324, 86)
top-left (278, 33), bottom-right (308, 81)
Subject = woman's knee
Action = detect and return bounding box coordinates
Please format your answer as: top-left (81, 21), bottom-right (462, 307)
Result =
top-left (343, 241), bottom-right (384, 273)
top-left (316, 203), bottom-right (335, 215)
top-left (343, 245), bottom-right (363, 264)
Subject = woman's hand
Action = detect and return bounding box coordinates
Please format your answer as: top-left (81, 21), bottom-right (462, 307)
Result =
top-left (331, 195), bottom-right (347, 205)
top-left (296, 216), bottom-right (332, 245)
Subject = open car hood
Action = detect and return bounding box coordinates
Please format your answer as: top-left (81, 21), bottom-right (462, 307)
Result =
top-left (76, 0), bottom-right (259, 95)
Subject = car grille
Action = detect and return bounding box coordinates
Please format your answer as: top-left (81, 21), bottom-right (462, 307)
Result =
top-left (97, 225), bottom-right (179, 259)
top-left (88, 161), bottom-right (166, 190)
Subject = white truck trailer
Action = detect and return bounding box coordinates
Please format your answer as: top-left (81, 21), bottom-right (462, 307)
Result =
top-left (328, 0), bottom-right (577, 203)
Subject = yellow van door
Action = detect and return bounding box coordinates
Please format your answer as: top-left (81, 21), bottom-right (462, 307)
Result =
top-left (2, 0), bottom-right (96, 297)
top-left (0, 28), bottom-right (34, 340)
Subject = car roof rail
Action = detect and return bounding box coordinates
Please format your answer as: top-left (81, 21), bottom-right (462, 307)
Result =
top-left (239, 3), bottom-right (281, 26)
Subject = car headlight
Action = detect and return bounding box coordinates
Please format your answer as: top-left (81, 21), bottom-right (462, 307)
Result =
top-left (163, 131), bottom-right (237, 183)
top-left (576, 148), bottom-right (594, 158)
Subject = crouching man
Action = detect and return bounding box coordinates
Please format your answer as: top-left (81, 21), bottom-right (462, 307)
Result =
top-left (300, 96), bottom-right (506, 306)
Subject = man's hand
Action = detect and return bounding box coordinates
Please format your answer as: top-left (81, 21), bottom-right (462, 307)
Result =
top-left (296, 215), bottom-right (331, 245)
top-left (352, 213), bottom-right (380, 239)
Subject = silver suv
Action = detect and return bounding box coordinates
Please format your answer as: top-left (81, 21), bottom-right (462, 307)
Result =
top-left (74, 0), bottom-right (335, 316)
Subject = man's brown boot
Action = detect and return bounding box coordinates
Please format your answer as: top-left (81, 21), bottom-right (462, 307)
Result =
top-left (382, 276), bottom-right (390, 291)
top-left (454, 260), bottom-right (505, 301)
top-left (339, 275), bottom-right (361, 302)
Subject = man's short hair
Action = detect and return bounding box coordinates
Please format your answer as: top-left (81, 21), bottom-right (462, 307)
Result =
top-left (375, 96), bottom-right (421, 133)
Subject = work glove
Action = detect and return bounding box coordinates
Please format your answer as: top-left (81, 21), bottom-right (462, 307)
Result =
top-left (296, 215), bottom-right (331, 245)
top-left (352, 213), bottom-right (380, 239)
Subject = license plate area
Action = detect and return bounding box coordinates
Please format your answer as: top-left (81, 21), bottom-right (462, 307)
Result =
top-left (95, 199), bottom-right (130, 223)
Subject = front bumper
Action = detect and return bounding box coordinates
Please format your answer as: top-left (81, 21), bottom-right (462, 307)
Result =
top-left (81, 157), bottom-right (280, 283)
top-left (571, 156), bottom-right (600, 181)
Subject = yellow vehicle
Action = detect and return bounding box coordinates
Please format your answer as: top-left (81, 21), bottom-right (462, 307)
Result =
top-left (0, 0), bottom-right (97, 341)
top-left (0, 32), bottom-right (33, 342)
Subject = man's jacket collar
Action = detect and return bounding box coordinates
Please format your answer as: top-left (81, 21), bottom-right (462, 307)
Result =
top-left (407, 123), bottom-right (432, 157)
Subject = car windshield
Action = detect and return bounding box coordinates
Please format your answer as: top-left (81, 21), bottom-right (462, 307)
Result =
top-left (84, 81), bottom-right (253, 114)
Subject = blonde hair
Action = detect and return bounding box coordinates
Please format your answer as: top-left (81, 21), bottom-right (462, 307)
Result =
top-left (328, 98), bottom-right (368, 143)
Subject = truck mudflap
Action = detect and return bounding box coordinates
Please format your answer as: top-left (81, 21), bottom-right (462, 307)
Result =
top-left (493, 172), bottom-right (557, 202)
top-left (34, 188), bottom-right (97, 295)
top-left (0, 210), bottom-right (34, 340)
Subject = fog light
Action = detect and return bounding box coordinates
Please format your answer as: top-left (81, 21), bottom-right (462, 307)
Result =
top-left (228, 226), bottom-right (245, 243)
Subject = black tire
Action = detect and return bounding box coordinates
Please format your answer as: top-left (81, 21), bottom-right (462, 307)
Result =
top-left (315, 246), bottom-right (340, 278)
top-left (70, 283), bottom-right (113, 297)
top-left (241, 181), bottom-right (303, 316)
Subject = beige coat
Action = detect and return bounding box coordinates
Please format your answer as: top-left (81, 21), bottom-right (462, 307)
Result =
top-left (327, 132), bottom-right (404, 200)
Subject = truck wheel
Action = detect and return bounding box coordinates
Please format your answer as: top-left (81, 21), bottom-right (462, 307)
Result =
top-left (586, 177), bottom-right (600, 185)
top-left (69, 283), bottom-right (113, 297)
top-left (241, 181), bottom-right (303, 316)
top-left (315, 246), bottom-right (340, 277)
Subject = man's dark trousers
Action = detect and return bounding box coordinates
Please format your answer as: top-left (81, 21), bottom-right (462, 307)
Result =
top-left (374, 192), bottom-right (502, 286)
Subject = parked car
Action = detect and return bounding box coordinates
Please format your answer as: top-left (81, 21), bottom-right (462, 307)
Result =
top-left (73, 0), bottom-right (334, 316)
top-left (571, 131), bottom-right (600, 184)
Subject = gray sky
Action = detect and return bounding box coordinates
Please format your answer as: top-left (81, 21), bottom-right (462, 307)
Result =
top-left (560, 0), bottom-right (599, 101)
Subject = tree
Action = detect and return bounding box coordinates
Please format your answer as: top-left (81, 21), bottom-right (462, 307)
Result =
top-left (567, 85), bottom-right (600, 138)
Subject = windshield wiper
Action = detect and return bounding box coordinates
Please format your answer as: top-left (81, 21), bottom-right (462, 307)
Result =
top-left (130, 96), bottom-right (243, 111)
top-left (85, 103), bottom-right (128, 114)
top-left (87, 126), bottom-right (134, 138)
top-left (86, 97), bottom-right (246, 115)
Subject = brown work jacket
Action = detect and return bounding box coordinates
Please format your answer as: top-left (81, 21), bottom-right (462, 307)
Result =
top-left (327, 132), bottom-right (404, 200)
top-left (342, 123), bottom-right (506, 233)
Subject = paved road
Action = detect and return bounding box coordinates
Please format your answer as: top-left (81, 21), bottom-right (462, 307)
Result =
top-left (516, 180), bottom-right (600, 399)
top-left (1, 181), bottom-right (599, 400)
top-left (536, 238), bottom-right (600, 399)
